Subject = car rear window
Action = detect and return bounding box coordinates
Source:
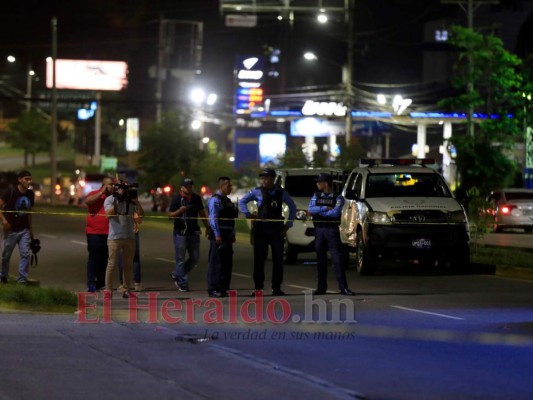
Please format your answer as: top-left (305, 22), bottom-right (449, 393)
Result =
top-left (504, 192), bottom-right (533, 200)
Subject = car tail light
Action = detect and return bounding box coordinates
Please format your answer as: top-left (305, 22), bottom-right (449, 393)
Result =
top-left (500, 205), bottom-right (516, 215)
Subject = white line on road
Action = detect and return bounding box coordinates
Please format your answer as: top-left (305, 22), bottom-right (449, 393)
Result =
top-left (287, 284), bottom-right (314, 290)
top-left (156, 257), bottom-right (175, 263)
top-left (40, 234), bottom-right (57, 239)
top-left (391, 305), bottom-right (465, 321)
top-left (232, 273), bottom-right (251, 278)
top-left (71, 240), bottom-right (86, 246)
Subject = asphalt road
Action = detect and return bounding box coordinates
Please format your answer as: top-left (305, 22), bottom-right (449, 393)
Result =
top-left (1, 210), bottom-right (532, 400)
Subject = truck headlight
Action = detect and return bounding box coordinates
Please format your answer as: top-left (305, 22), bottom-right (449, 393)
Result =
top-left (295, 210), bottom-right (308, 221)
top-left (448, 210), bottom-right (467, 223)
top-left (367, 211), bottom-right (392, 224)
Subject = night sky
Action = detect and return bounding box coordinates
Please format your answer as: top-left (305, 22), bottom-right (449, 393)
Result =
top-left (1, 0), bottom-right (532, 117)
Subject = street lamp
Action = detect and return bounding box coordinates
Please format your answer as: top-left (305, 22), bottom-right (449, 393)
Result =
top-left (3, 55), bottom-right (38, 111)
top-left (316, 10), bottom-right (328, 24)
top-left (189, 86), bottom-right (217, 149)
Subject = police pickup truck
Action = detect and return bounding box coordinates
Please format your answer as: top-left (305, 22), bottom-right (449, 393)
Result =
top-left (339, 159), bottom-right (470, 275)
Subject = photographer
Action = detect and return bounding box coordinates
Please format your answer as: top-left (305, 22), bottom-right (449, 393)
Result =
top-left (103, 179), bottom-right (144, 298)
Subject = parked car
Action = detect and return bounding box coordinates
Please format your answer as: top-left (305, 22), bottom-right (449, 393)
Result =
top-left (339, 159), bottom-right (470, 275)
top-left (485, 188), bottom-right (533, 233)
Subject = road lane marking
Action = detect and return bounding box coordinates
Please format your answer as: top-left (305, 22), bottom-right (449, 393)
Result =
top-left (40, 234), bottom-right (57, 239)
top-left (287, 284), bottom-right (314, 290)
top-left (156, 257), bottom-right (175, 263)
top-left (232, 273), bottom-right (251, 278)
top-left (71, 240), bottom-right (86, 246)
top-left (391, 305), bottom-right (465, 320)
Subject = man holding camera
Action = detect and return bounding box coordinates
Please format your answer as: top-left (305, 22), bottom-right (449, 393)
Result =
top-left (103, 179), bottom-right (144, 298)
top-left (85, 176), bottom-right (113, 292)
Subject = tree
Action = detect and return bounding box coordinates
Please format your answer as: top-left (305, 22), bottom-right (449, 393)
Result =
top-left (439, 26), bottom-right (527, 193)
top-left (7, 111), bottom-right (51, 167)
top-left (188, 141), bottom-right (235, 190)
top-left (277, 145), bottom-right (309, 168)
top-left (332, 139), bottom-right (365, 171)
top-left (137, 111), bottom-right (198, 189)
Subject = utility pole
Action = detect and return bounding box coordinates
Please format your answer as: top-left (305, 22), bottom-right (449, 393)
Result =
top-left (344, 0), bottom-right (354, 145)
top-left (441, 0), bottom-right (499, 137)
top-left (155, 17), bottom-right (204, 124)
top-left (50, 17), bottom-right (58, 206)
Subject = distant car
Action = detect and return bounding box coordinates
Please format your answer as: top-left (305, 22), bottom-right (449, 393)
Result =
top-left (69, 173), bottom-right (109, 204)
top-left (150, 184), bottom-right (173, 212)
top-left (486, 188), bottom-right (533, 233)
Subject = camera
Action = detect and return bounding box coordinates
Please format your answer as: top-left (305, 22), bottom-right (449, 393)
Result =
top-left (112, 180), bottom-right (139, 202)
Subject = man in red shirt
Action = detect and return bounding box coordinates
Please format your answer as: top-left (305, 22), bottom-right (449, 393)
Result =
top-left (85, 176), bottom-right (113, 292)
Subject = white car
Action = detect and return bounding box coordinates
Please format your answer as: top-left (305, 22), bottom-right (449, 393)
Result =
top-left (339, 159), bottom-right (470, 275)
top-left (486, 188), bottom-right (533, 233)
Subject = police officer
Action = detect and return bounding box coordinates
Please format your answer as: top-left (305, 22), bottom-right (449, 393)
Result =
top-left (308, 173), bottom-right (354, 296)
top-left (239, 167), bottom-right (296, 296)
top-left (207, 176), bottom-right (238, 298)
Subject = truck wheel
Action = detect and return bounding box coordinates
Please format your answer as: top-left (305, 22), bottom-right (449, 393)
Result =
top-left (355, 232), bottom-right (376, 275)
top-left (449, 245), bottom-right (471, 274)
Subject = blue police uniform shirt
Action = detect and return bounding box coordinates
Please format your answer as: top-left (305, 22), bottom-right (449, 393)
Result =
top-left (208, 190), bottom-right (236, 238)
top-left (308, 192), bottom-right (345, 220)
top-left (238, 186), bottom-right (297, 227)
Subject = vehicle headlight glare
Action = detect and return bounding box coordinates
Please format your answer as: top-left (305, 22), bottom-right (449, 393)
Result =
top-left (368, 211), bottom-right (392, 224)
top-left (295, 210), bottom-right (308, 221)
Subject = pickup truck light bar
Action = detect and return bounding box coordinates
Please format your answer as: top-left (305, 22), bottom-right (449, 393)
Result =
top-left (360, 158), bottom-right (436, 167)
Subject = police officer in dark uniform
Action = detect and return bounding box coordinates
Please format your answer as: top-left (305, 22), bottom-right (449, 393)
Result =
top-left (207, 176), bottom-right (238, 298)
top-left (308, 173), bottom-right (355, 296)
top-left (239, 167), bottom-right (296, 296)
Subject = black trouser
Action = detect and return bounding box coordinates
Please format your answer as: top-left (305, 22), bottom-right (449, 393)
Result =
top-left (315, 226), bottom-right (348, 291)
top-left (252, 222), bottom-right (284, 290)
top-left (86, 234), bottom-right (108, 289)
top-left (207, 230), bottom-right (233, 292)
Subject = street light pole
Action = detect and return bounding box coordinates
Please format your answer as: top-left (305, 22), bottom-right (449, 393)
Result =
top-left (50, 17), bottom-right (58, 206)
top-left (344, 0), bottom-right (354, 145)
top-left (25, 64), bottom-right (33, 112)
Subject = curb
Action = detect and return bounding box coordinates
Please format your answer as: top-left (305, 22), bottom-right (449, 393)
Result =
top-left (494, 266), bottom-right (533, 281)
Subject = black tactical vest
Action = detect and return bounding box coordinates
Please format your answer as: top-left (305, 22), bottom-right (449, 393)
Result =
top-left (257, 185), bottom-right (283, 222)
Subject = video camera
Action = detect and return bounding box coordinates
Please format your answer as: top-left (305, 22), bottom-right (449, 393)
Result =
top-left (112, 180), bottom-right (139, 202)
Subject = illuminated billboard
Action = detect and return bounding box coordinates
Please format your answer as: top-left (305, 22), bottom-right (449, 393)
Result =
top-left (46, 59), bottom-right (128, 91)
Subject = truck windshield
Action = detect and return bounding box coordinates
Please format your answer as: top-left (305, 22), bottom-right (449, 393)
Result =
top-left (365, 173), bottom-right (451, 198)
